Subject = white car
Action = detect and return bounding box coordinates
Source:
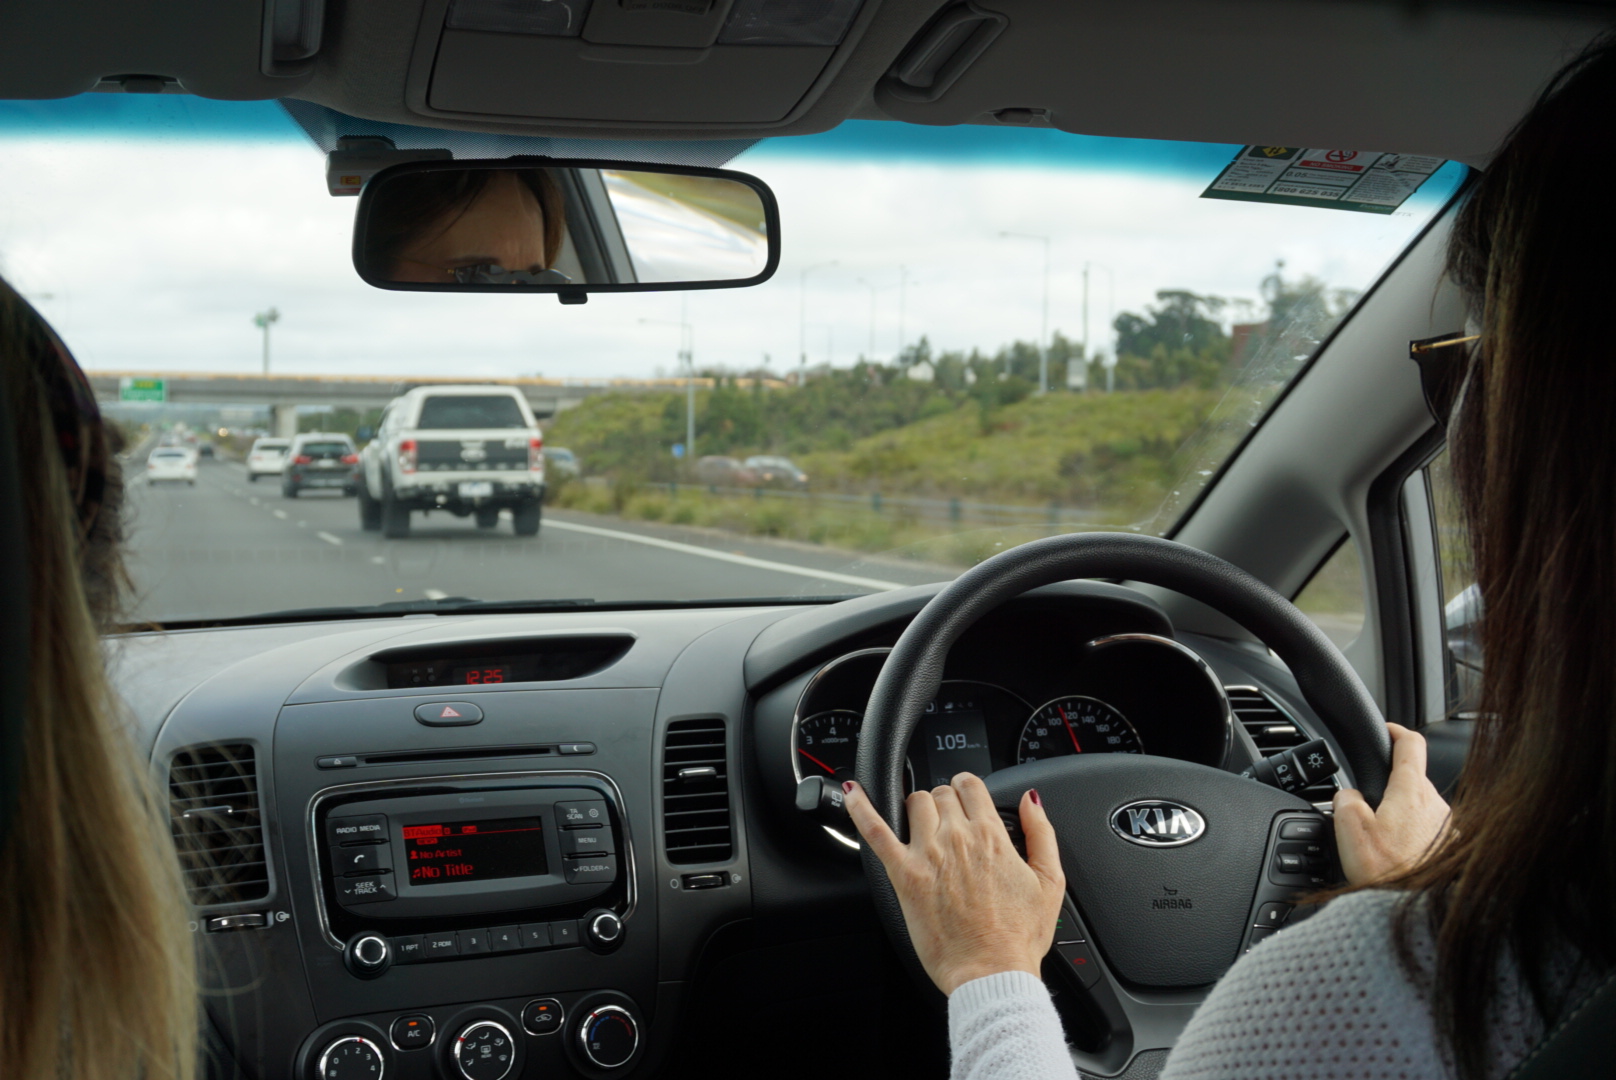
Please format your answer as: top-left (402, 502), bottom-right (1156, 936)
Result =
top-left (145, 446), bottom-right (196, 485)
top-left (246, 437), bottom-right (290, 481)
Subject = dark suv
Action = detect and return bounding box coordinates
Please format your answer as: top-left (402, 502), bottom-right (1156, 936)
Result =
top-left (282, 433), bottom-right (360, 498)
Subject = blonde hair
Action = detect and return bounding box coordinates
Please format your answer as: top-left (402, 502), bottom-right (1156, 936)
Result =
top-left (0, 289), bottom-right (197, 1079)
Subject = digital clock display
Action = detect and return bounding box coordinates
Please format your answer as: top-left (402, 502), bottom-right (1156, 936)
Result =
top-left (451, 665), bottom-right (511, 685)
top-left (401, 817), bottom-right (546, 886)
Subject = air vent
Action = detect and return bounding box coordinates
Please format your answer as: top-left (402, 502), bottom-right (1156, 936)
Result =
top-left (168, 744), bottom-right (269, 906)
top-left (1227, 686), bottom-right (1341, 807)
top-left (661, 718), bottom-right (733, 864)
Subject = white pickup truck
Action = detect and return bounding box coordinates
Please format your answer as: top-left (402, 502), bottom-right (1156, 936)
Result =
top-left (358, 385), bottom-right (546, 538)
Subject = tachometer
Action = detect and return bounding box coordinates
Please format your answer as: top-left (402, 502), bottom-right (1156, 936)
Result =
top-left (1017, 696), bottom-right (1143, 763)
top-left (792, 709), bottom-right (863, 782)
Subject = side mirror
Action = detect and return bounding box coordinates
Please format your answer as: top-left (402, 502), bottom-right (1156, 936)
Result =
top-left (352, 159), bottom-right (780, 304)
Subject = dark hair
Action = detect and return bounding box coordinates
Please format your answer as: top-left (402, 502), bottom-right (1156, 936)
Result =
top-left (368, 168), bottom-right (565, 271)
top-left (1390, 34), bottom-right (1616, 1080)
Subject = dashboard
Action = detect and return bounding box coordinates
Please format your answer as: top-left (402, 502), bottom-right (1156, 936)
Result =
top-left (113, 580), bottom-right (1347, 1080)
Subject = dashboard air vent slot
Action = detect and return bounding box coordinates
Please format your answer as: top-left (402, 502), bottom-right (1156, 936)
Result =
top-left (661, 718), bottom-right (732, 864)
top-left (1227, 686), bottom-right (1340, 806)
top-left (168, 744), bottom-right (269, 906)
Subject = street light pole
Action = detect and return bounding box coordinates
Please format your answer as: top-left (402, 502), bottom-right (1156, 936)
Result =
top-left (641, 309), bottom-right (696, 463)
top-left (253, 307), bottom-right (280, 376)
top-left (999, 233), bottom-right (1050, 392)
top-left (799, 261), bottom-right (837, 381)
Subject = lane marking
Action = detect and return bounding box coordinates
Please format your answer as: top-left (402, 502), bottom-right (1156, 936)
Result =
top-left (317, 531), bottom-right (343, 546)
top-left (423, 588), bottom-right (448, 600)
top-left (543, 518), bottom-right (904, 591)
top-left (272, 509), bottom-right (288, 519)
top-left (249, 497), bottom-right (260, 506)
top-left (297, 521), bottom-right (308, 528)
top-left (370, 555), bottom-right (386, 565)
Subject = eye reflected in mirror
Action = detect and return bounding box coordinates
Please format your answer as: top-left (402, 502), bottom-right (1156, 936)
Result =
top-left (354, 160), bottom-right (779, 298)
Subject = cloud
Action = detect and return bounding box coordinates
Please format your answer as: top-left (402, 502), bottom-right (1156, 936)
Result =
top-left (0, 137), bottom-right (1462, 379)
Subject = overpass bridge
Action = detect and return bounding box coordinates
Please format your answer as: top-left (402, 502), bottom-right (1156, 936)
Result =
top-left (86, 371), bottom-right (775, 437)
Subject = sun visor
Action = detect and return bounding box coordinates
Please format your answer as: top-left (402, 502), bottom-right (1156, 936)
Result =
top-left (412, 0), bottom-right (875, 128)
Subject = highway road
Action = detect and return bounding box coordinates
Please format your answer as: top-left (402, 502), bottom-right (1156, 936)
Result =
top-left (122, 457), bottom-right (946, 624)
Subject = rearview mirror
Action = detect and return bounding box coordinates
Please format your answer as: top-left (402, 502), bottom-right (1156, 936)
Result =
top-left (353, 159), bottom-right (779, 303)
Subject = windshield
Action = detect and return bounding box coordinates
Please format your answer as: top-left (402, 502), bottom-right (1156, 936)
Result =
top-left (0, 97), bottom-right (1466, 624)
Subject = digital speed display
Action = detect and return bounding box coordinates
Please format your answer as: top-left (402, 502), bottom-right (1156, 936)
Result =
top-left (401, 817), bottom-right (546, 886)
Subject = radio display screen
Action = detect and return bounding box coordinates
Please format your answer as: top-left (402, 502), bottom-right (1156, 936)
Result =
top-left (401, 817), bottom-right (546, 886)
top-left (450, 664), bottom-right (510, 685)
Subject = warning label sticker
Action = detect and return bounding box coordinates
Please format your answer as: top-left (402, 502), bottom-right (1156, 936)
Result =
top-left (1202, 147), bottom-right (1445, 214)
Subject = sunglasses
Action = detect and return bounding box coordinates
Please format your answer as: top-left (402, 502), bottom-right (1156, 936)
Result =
top-left (1409, 332), bottom-right (1480, 427)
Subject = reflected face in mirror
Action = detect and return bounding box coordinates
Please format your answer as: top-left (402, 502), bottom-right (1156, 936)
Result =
top-left (369, 169), bottom-right (567, 284)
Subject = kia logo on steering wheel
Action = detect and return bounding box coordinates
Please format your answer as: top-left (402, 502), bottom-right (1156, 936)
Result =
top-left (1110, 801), bottom-right (1206, 847)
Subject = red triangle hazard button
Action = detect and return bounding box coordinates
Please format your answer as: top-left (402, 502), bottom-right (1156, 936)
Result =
top-left (413, 701), bottom-right (483, 726)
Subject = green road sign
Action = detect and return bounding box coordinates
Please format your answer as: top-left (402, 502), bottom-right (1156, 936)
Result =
top-left (119, 377), bottom-right (166, 402)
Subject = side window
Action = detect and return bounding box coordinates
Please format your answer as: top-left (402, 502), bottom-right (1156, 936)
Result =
top-left (1426, 449), bottom-right (1479, 713)
top-left (1294, 536), bottom-right (1366, 649)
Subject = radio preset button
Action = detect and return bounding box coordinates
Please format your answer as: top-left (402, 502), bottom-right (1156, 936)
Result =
top-left (560, 828), bottom-right (614, 856)
top-left (564, 854), bottom-right (618, 884)
top-left (520, 922), bottom-right (552, 950)
top-left (555, 800), bottom-right (608, 827)
top-left (488, 925), bottom-right (521, 952)
top-left (457, 928), bottom-right (490, 955)
top-left (550, 919), bottom-right (580, 948)
top-left (423, 931), bottom-right (459, 958)
top-left (327, 814), bottom-right (387, 845)
top-left (391, 934), bottom-right (425, 964)
top-left (337, 873), bottom-right (395, 904)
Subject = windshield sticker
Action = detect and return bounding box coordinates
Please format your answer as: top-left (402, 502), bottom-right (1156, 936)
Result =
top-left (1201, 147), bottom-right (1445, 214)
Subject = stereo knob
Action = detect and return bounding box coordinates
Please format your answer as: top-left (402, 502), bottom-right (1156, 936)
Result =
top-left (585, 909), bottom-right (623, 952)
top-left (316, 1035), bottom-right (385, 1080)
top-left (344, 932), bottom-right (391, 979)
top-left (451, 1020), bottom-right (515, 1080)
top-left (578, 1005), bottom-right (638, 1070)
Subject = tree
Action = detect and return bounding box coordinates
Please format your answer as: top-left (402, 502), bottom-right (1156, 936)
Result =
top-left (1111, 290), bottom-right (1232, 390)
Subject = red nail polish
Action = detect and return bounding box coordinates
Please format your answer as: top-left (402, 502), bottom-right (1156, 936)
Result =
top-left (1030, 789), bottom-right (1042, 806)
top-left (842, 781), bottom-right (855, 794)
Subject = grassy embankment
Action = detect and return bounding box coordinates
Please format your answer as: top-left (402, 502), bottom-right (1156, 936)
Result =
top-left (544, 386), bottom-right (1227, 568)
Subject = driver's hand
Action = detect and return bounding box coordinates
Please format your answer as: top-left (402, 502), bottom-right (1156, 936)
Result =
top-left (1333, 723), bottom-right (1452, 886)
top-left (844, 774), bottom-right (1066, 996)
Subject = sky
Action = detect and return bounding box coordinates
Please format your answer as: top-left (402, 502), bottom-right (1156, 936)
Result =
top-left (0, 97), bottom-right (1467, 380)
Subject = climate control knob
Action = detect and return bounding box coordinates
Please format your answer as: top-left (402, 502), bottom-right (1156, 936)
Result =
top-left (316, 1035), bottom-right (384, 1080)
top-left (451, 1020), bottom-right (515, 1080)
top-left (578, 1005), bottom-right (638, 1069)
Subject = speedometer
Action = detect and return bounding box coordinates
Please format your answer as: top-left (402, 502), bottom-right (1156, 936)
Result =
top-left (1017, 696), bottom-right (1143, 763)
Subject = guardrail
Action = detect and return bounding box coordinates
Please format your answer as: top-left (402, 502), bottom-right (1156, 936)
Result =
top-left (641, 481), bottom-right (1104, 528)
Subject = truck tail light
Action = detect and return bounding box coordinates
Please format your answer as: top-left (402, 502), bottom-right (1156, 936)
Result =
top-left (529, 437), bottom-right (544, 472)
top-left (293, 454), bottom-right (313, 465)
top-left (398, 439), bottom-right (418, 475)
top-left (341, 454), bottom-right (359, 465)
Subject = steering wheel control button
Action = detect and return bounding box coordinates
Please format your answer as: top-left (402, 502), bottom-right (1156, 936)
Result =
top-left (328, 814), bottom-right (388, 845)
top-left (1278, 817), bottom-right (1328, 841)
top-left (1254, 902), bottom-right (1292, 927)
top-left (317, 1035), bottom-right (385, 1080)
top-left (558, 742), bottom-right (596, 755)
top-left (488, 925), bottom-right (521, 952)
top-left (520, 923), bottom-right (553, 950)
top-left (423, 931), bottom-right (460, 959)
top-left (560, 827), bottom-right (613, 856)
top-left (457, 928), bottom-right (490, 955)
top-left (390, 935), bottom-right (425, 964)
top-left (550, 919), bottom-right (581, 948)
top-left (390, 1014), bottom-right (435, 1051)
top-left (579, 1005), bottom-right (639, 1069)
top-left (414, 701), bottom-right (483, 727)
top-left (1274, 852), bottom-right (1305, 874)
top-left (521, 998), bottom-right (563, 1036)
top-left (338, 874), bottom-right (396, 905)
top-left (555, 800), bottom-right (608, 826)
top-left (1054, 940), bottom-right (1102, 988)
top-left (341, 844), bottom-right (392, 874)
top-left (317, 755), bottom-right (359, 769)
top-left (564, 854), bottom-right (619, 884)
top-left (1247, 926), bottom-right (1280, 952)
top-left (452, 1020), bottom-right (515, 1080)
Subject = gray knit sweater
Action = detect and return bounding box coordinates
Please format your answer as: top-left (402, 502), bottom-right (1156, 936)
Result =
top-left (948, 891), bottom-right (1573, 1080)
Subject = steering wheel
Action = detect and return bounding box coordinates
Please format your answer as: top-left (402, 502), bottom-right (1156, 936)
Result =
top-left (854, 532), bottom-right (1390, 1072)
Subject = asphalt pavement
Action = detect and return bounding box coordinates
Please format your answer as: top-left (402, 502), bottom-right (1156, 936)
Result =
top-left (122, 458), bottom-right (948, 623)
